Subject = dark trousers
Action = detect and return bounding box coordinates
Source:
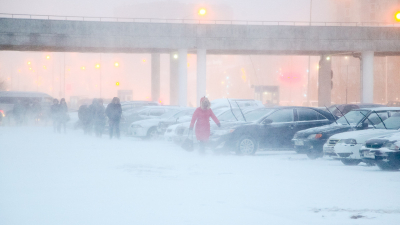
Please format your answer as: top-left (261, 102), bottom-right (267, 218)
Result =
top-left (109, 120), bottom-right (120, 139)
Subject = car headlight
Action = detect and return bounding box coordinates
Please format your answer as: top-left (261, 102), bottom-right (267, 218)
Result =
top-left (212, 129), bottom-right (235, 136)
top-left (338, 139), bottom-right (357, 145)
top-left (131, 124), bottom-right (143, 128)
top-left (307, 134), bottom-right (323, 139)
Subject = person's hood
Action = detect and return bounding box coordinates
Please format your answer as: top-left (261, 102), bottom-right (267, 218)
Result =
top-left (295, 123), bottom-right (352, 138)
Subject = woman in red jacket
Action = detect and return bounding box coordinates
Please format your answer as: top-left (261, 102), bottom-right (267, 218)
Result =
top-left (189, 97), bottom-right (221, 153)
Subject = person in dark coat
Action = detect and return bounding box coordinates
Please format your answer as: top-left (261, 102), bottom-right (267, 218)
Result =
top-left (59, 98), bottom-right (69, 133)
top-left (78, 104), bottom-right (92, 135)
top-left (13, 100), bottom-right (25, 125)
top-left (50, 99), bottom-right (61, 133)
top-left (86, 99), bottom-right (98, 135)
top-left (189, 97), bottom-right (221, 153)
top-left (105, 97), bottom-right (122, 139)
top-left (93, 98), bottom-right (106, 138)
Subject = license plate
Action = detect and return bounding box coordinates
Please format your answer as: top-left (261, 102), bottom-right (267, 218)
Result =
top-left (364, 152), bottom-right (375, 159)
top-left (295, 140), bottom-right (304, 146)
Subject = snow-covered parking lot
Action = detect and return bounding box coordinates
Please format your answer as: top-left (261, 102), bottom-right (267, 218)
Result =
top-left (1, 127), bottom-right (400, 225)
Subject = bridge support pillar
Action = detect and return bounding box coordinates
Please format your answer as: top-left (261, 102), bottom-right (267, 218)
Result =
top-left (151, 53), bottom-right (160, 103)
top-left (361, 51), bottom-right (374, 103)
top-left (197, 49), bottom-right (207, 107)
top-left (318, 55), bottom-right (332, 107)
top-left (170, 52), bottom-right (179, 105)
top-left (178, 49), bottom-right (188, 106)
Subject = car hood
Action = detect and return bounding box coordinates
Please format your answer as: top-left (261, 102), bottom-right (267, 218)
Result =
top-left (211, 120), bottom-right (253, 130)
top-left (331, 129), bottom-right (399, 142)
top-left (295, 123), bottom-right (352, 138)
top-left (131, 118), bottom-right (161, 126)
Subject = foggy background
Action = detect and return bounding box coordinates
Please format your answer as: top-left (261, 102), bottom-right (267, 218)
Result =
top-left (1, 0), bottom-right (400, 107)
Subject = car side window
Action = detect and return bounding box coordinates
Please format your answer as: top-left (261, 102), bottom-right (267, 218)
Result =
top-left (149, 109), bottom-right (165, 116)
top-left (266, 109), bottom-right (294, 123)
top-left (297, 109), bottom-right (319, 121)
top-left (139, 109), bottom-right (149, 116)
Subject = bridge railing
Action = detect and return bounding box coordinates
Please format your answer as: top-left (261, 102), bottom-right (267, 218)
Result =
top-left (1, 13), bottom-right (400, 27)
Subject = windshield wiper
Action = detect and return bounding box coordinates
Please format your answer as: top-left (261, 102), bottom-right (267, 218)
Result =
top-left (359, 111), bottom-right (376, 129)
top-left (334, 106), bottom-right (350, 125)
top-left (374, 112), bottom-right (387, 130)
top-left (227, 99), bottom-right (239, 121)
top-left (324, 105), bottom-right (338, 125)
top-left (234, 101), bottom-right (247, 122)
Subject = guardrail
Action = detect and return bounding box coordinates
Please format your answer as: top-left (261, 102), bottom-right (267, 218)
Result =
top-left (1, 13), bottom-right (400, 27)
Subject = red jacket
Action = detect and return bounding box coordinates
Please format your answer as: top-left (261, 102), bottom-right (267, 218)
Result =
top-left (190, 107), bottom-right (220, 141)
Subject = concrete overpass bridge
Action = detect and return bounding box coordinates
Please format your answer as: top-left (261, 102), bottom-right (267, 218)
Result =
top-left (1, 15), bottom-right (400, 106)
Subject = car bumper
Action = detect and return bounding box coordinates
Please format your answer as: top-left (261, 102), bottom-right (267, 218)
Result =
top-left (292, 138), bottom-right (326, 153)
top-left (334, 143), bottom-right (363, 159)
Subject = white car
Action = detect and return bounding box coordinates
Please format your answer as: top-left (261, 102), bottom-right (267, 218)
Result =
top-left (128, 108), bottom-right (192, 139)
top-left (359, 132), bottom-right (400, 170)
top-left (326, 111), bottom-right (400, 165)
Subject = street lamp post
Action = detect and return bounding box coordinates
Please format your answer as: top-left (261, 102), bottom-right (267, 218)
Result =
top-left (307, 0), bottom-right (312, 105)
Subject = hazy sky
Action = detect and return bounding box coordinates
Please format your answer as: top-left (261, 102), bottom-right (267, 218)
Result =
top-left (0, 0), bottom-right (332, 21)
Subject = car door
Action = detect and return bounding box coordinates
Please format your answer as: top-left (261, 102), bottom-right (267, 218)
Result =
top-left (259, 109), bottom-right (296, 148)
top-left (295, 108), bottom-right (330, 133)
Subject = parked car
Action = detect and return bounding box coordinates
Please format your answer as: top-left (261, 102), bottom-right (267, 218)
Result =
top-left (387, 101), bottom-right (400, 107)
top-left (206, 107), bottom-right (335, 155)
top-left (293, 107), bottom-right (400, 159)
top-left (327, 111), bottom-right (400, 166)
top-left (120, 106), bottom-right (180, 133)
top-left (210, 98), bottom-right (264, 111)
top-left (157, 109), bottom-right (196, 134)
top-left (128, 108), bottom-right (193, 139)
top-left (359, 133), bottom-right (400, 170)
top-left (0, 91), bottom-right (53, 123)
top-left (121, 101), bottom-right (160, 112)
top-left (327, 103), bottom-right (384, 118)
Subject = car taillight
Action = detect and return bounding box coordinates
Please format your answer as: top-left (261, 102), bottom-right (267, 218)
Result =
top-left (0, 110), bottom-right (5, 117)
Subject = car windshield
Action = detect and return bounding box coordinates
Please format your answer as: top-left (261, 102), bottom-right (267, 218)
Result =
top-left (217, 109), bottom-right (244, 121)
top-left (336, 110), bottom-right (369, 125)
top-left (159, 109), bottom-right (182, 119)
top-left (246, 108), bottom-right (276, 122)
top-left (375, 112), bottom-right (400, 130)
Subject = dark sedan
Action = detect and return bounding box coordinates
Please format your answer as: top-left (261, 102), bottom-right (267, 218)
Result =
top-left (209, 107), bottom-right (335, 155)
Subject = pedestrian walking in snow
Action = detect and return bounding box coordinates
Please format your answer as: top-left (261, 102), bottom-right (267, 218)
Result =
top-left (59, 98), bottom-right (69, 133)
top-left (50, 99), bottom-right (61, 133)
top-left (189, 97), bottom-right (221, 153)
top-left (78, 104), bottom-right (92, 135)
top-left (105, 97), bottom-right (122, 139)
top-left (94, 98), bottom-right (106, 138)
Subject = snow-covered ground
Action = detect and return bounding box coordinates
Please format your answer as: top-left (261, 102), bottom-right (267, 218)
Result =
top-left (1, 127), bottom-right (399, 225)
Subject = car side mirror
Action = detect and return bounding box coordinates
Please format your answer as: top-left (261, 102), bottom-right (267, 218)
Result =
top-left (263, 119), bottom-right (273, 125)
top-left (362, 122), bottom-right (368, 129)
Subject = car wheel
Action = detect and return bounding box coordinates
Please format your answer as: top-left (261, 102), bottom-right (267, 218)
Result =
top-left (146, 127), bottom-right (158, 140)
top-left (306, 149), bottom-right (323, 160)
top-left (376, 161), bottom-right (400, 171)
top-left (340, 159), bottom-right (361, 166)
top-left (236, 136), bottom-right (258, 155)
